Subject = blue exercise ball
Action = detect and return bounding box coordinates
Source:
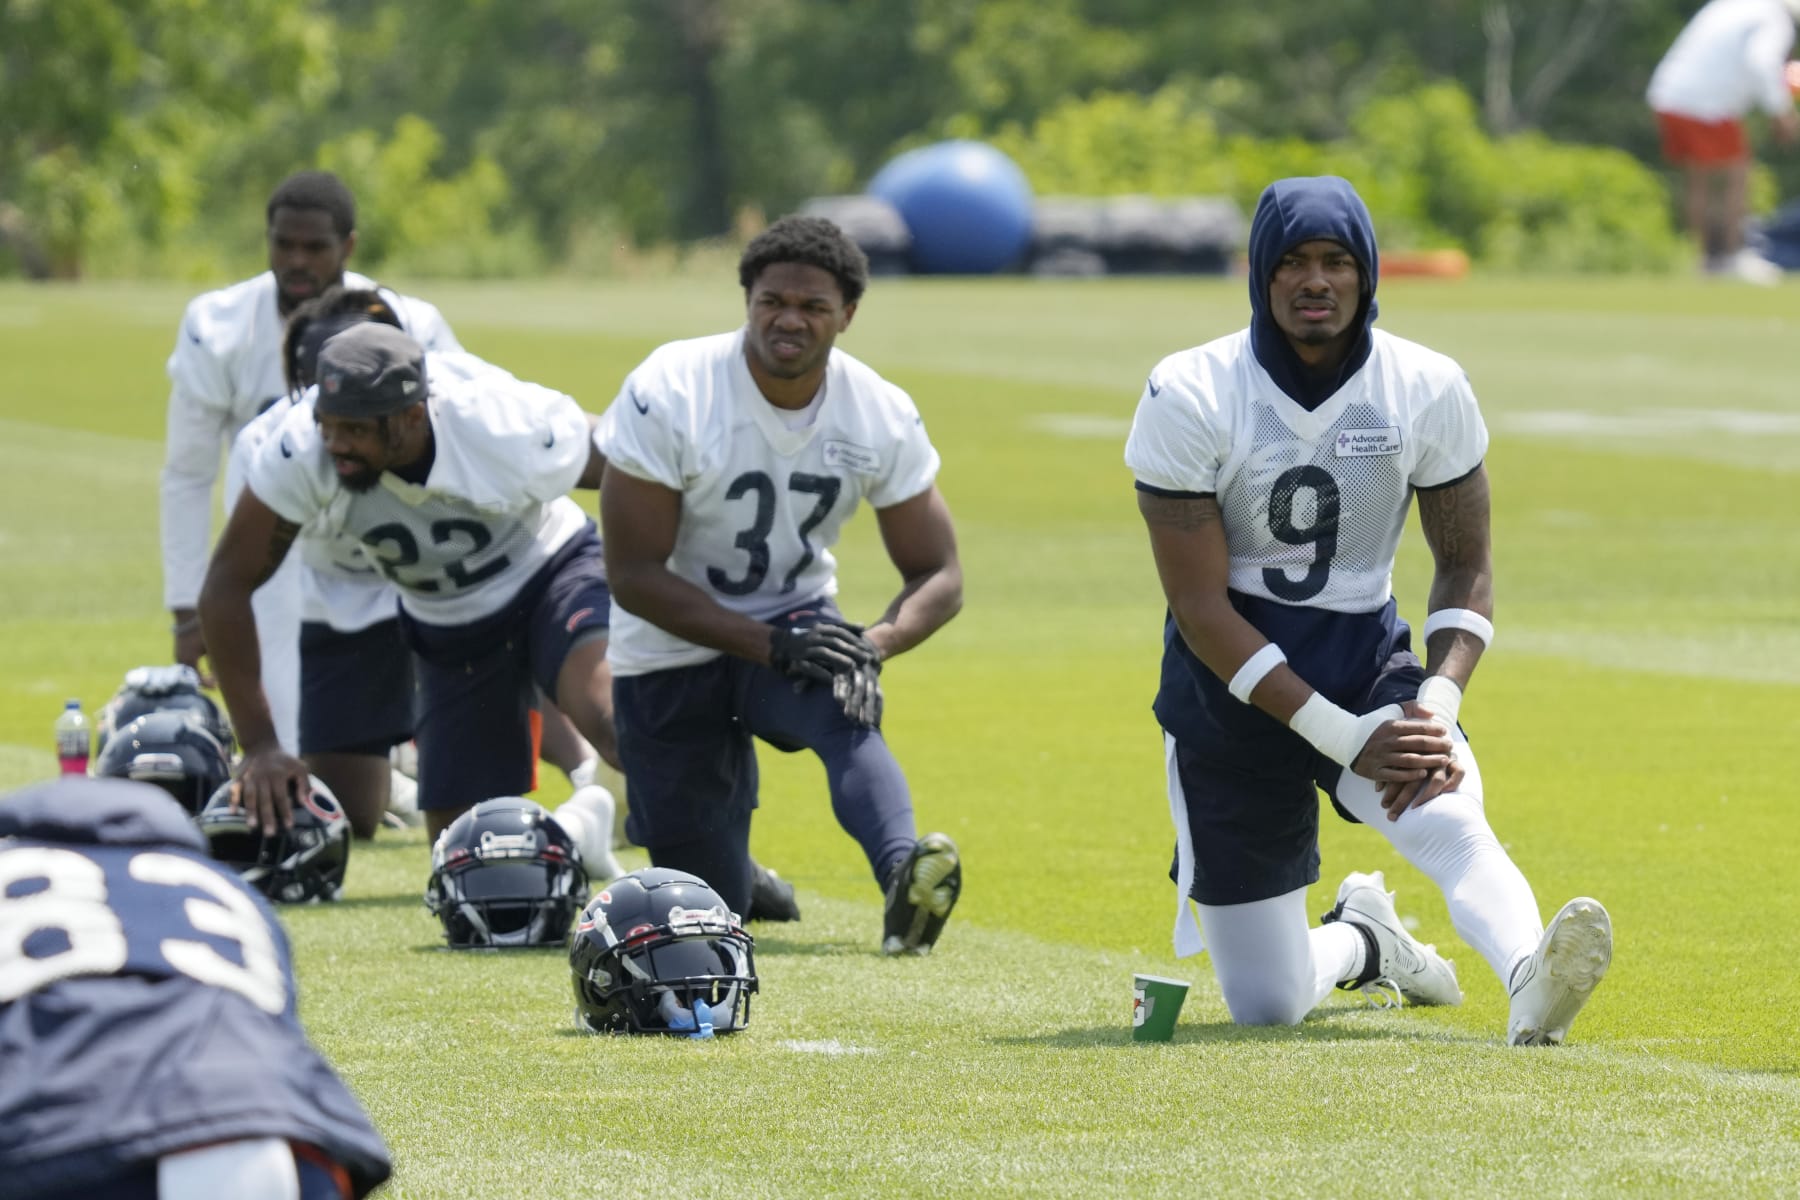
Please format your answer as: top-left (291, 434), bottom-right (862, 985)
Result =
top-left (868, 140), bottom-right (1034, 274)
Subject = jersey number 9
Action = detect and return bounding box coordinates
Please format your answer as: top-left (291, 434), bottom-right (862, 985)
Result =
top-left (1263, 465), bottom-right (1340, 603)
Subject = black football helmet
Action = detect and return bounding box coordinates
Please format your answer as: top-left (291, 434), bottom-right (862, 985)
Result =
top-left (92, 711), bottom-right (233, 815)
top-left (424, 797), bottom-right (588, 948)
top-left (569, 868), bottom-right (757, 1036)
top-left (196, 775), bottom-right (352, 903)
top-left (96, 665), bottom-right (234, 760)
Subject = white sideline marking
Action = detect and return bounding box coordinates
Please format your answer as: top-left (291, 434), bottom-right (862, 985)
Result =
top-left (1030, 414), bottom-right (1132, 439)
top-left (781, 1039), bottom-right (876, 1056)
top-left (1504, 630), bottom-right (1800, 685)
top-left (1501, 408), bottom-right (1800, 437)
top-left (1029, 408), bottom-right (1800, 443)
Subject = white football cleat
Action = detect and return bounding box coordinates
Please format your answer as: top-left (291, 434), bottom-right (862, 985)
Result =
top-left (1323, 870), bottom-right (1463, 1007)
top-left (567, 756), bottom-right (599, 792)
top-left (1507, 897), bottom-right (1612, 1046)
top-left (382, 768), bottom-right (422, 829)
top-left (556, 786), bottom-right (623, 882)
top-left (390, 739), bottom-right (420, 780)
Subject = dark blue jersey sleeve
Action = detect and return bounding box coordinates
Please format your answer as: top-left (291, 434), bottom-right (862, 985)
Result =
top-left (0, 835), bottom-right (391, 1198)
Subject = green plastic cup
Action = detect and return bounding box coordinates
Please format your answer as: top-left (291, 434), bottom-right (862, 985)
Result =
top-left (1132, 974), bottom-right (1190, 1042)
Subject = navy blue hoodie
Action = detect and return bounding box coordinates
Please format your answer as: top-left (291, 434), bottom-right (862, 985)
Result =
top-left (1152, 176), bottom-right (1409, 785)
top-left (1247, 176), bottom-right (1380, 411)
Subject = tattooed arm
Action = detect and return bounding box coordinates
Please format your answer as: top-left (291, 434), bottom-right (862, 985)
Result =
top-left (1415, 464), bottom-right (1494, 689)
top-left (1375, 465), bottom-right (1495, 819)
top-left (198, 489), bottom-right (307, 830)
top-left (1137, 490), bottom-right (1318, 725)
top-left (1137, 489), bottom-right (1451, 786)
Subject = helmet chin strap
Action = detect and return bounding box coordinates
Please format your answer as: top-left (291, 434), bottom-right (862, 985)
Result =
top-left (656, 991), bottom-right (715, 1039)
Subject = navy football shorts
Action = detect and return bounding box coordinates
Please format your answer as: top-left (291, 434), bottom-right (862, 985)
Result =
top-left (614, 598), bottom-right (863, 849)
top-left (401, 525), bottom-right (611, 812)
top-left (298, 618), bottom-right (415, 757)
top-left (1169, 649), bottom-right (1429, 906)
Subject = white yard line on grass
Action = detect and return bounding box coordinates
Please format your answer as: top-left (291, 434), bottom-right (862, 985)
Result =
top-left (1501, 408), bottom-right (1800, 438)
top-left (1504, 629), bottom-right (1800, 686)
top-left (1028, 414), bottom-right (1133, 439)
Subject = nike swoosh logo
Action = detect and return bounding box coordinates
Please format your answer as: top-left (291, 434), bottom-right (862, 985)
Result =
top-left (629, 389), bottom-right (649, 415)
top-left (279, 436), bottom-right (293, 459)
top-left (187, 326), bottom-right (202, 345)
top-left (543, 429), bottom-right (555, 449)
top-left (1147, 377), bottom-right (1162, 397)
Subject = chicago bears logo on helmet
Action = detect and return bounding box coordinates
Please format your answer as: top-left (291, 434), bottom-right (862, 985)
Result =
top-left (568, 868), bottom-right (757, 1037)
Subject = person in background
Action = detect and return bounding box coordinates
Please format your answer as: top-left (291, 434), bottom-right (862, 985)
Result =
top-left (164, 171), bottom-right (599, 815)
top-left (1647, 0), bottom-right (1800, 283)
top-left (160, 170), bottom-right (458, 751)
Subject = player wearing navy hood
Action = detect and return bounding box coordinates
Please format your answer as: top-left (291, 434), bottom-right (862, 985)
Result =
top-left (1125, 176), bottom-right (1613, 1045)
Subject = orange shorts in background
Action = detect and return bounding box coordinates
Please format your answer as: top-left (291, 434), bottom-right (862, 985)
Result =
top-left (1656, 111), bottom-right (1749, 166)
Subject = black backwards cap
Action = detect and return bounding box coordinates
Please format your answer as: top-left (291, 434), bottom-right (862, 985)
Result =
top-left (315, 323), bottom-right (428, 418)
top-left (296, 312), bottom-right (376, 390)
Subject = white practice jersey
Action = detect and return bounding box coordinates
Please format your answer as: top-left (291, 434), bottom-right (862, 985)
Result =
top-left (1647, 0), bottom-right (1796, 120)
top-left (597, 329), bottom-right (940, 676)
top-left (1125, 327), bottom-right (1488, 614)
top-left (227, 349), bottom-right (548, 632)
top-left (162, 270), bottom-right (460, 609)
top-left (247, 367), bottom-right (592, 628)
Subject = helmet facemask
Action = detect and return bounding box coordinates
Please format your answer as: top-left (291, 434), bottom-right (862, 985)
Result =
top-left (569, 872), bottom-right (758, 1036)
top-left (424, 799), bottom-right (588, 949)
top-left (198, 777), bottom-right (351, 903)
top-left (94, 712), bottom-right (233, 817)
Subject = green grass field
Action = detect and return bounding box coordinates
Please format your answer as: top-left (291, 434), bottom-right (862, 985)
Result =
top-left (2, 274), bottom-right (1798, 1197)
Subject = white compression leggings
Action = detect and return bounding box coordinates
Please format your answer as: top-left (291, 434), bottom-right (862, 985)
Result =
top-left (158, 1137), bottom-right (301, 1200)
top-left (1196, 738), bottom-right (1546, 1026)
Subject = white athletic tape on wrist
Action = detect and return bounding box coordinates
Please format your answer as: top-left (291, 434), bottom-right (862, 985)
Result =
top-left (1288, 695), bottom-right (1396, 768)
top-left (1415, 675), bottom-right (1463, 729)
top-left (1422, 607), bottom-right (1494, 649)
top-left (1227, 643), bottom-right (1288, 703)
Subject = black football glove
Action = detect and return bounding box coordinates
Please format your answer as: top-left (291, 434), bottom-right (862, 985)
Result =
top-left (768, 618), bottom-right (880, 689)
top-left (833, 659), bottom-right (884, 728)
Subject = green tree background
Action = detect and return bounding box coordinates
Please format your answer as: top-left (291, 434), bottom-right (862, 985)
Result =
top-left (1, 0), bottom-right (1786, 277)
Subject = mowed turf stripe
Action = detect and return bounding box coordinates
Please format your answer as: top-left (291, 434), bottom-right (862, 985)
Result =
top-left (289, 874), bottom-right (1800, 1200)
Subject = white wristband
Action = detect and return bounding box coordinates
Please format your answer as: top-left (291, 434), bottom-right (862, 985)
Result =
top-left (1288, 695), bottom-right (1394, 769)
top-left (1422, 608), bottom-right (1494, 649)
top-left (1415, 675), bottom-right (1463, 729)
top-left (1227, 643), bottom-right (1288, 703)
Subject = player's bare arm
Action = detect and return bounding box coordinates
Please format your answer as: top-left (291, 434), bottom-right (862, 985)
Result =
top-left (1416, 464), bottom-right (1494, 686)
top-left (162, 384), bottom-right (230, 686)
top-left (1380, 466), bottom-right (1493, 818)
top-left (576, 417), bottom-right (606, 490)
top-left (169, 605), bottom-right (212, 687)
top-left (1138, 490), bottom-right (1450, 783)
top-left (864, 485), bottom-right (963, 660)
top-left (600, 467), bottom-right (782, 663)
top-left (198, 489), bottom-right (309, 832)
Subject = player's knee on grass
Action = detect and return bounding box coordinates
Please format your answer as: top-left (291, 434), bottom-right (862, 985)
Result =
top-left (304, 751), bottom-right (391, 840)
top-left (1217, 967), bottom-right (1316, 1026)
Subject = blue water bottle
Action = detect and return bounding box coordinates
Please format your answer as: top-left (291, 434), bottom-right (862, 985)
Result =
top-left (55, 699), bottom-right (91, 776)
